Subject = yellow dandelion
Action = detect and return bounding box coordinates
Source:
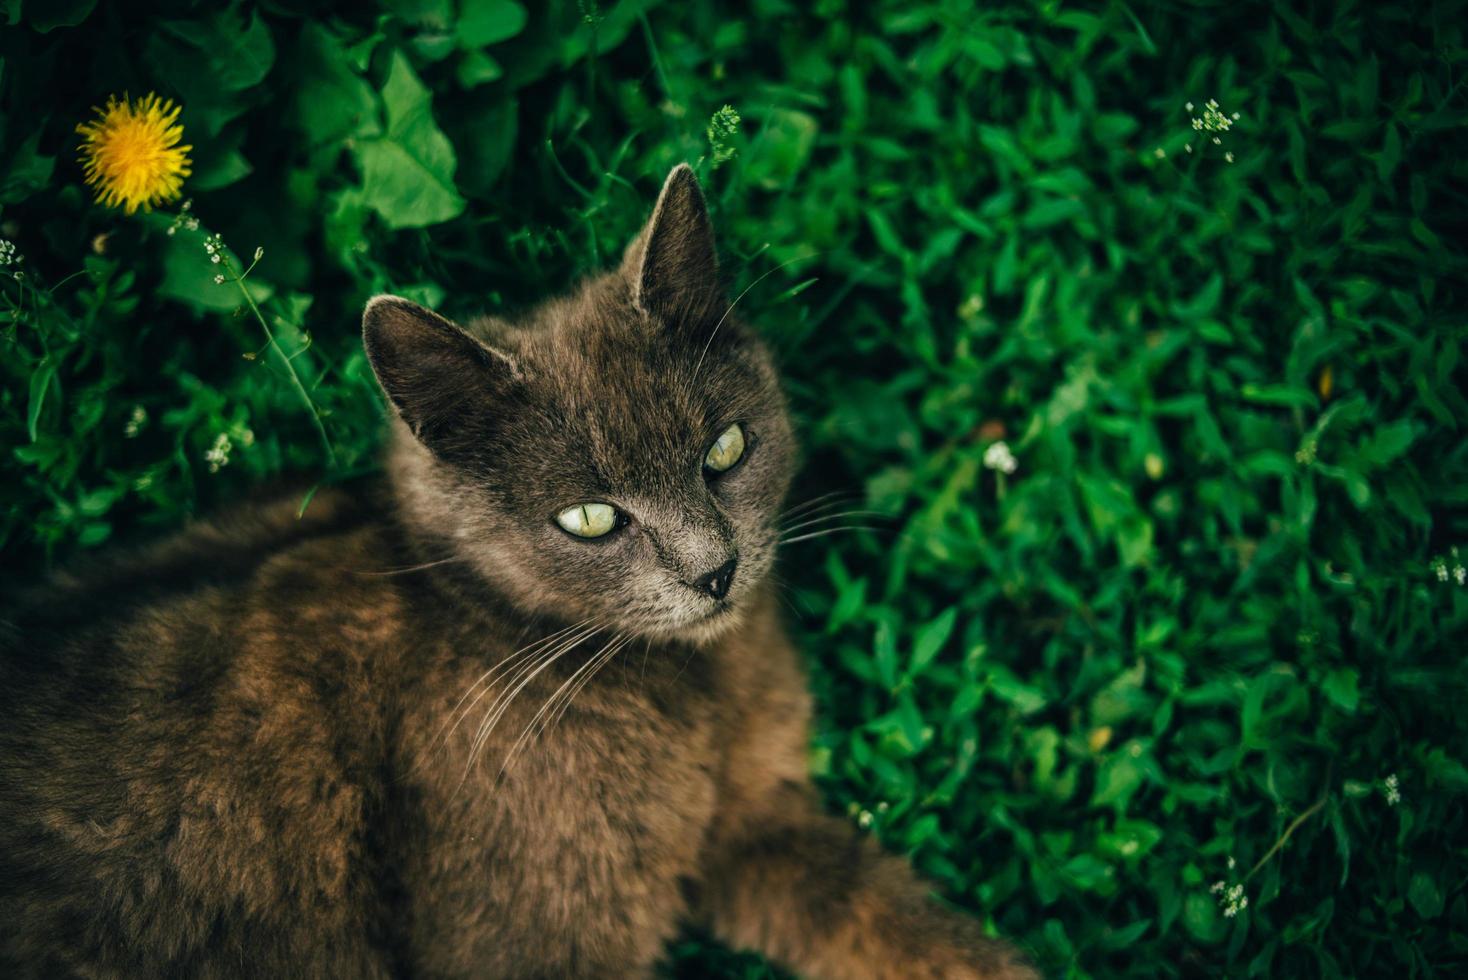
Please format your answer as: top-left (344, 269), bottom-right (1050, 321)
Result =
top-left (76, 93), bottom-right (192, 214)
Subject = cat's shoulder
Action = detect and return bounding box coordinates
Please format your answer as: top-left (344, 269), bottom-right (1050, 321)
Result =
top-left (0, 478), bottom-right (411, 689)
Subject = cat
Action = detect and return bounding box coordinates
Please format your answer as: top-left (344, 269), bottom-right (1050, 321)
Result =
top-left (0, 165), bottom-right (1036, 979)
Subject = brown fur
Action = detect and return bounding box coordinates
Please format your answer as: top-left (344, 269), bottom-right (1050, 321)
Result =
top-left (0, 166), bottom-right (1036, 979)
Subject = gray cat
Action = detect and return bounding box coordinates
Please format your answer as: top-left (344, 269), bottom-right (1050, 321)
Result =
top-left (0, 165), bottom-right (1036, 979)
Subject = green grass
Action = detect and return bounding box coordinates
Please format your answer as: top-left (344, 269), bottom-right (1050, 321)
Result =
top-left (3, 1), bottom-right (1467, 975)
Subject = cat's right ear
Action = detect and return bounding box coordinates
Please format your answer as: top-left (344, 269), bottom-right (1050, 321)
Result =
top-left (362, 295), bottom-right (520, 450)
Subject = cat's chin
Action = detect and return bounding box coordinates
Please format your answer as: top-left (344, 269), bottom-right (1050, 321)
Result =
top-left (640, 601), bottom-right (748, 648)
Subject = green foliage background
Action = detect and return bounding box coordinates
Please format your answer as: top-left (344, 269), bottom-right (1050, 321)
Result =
top-left (3, 0), bottom-right (1467, 975)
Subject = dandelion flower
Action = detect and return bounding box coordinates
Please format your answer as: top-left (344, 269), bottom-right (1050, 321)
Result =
top-left (76, 93), bottom-right (192, 214)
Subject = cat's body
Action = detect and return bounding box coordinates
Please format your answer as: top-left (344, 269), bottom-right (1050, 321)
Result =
top-left (0, 167), bottom-right (1034, 979)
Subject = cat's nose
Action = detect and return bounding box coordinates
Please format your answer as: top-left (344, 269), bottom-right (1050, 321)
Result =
top-left (692, 558), bottom-right (738, 601)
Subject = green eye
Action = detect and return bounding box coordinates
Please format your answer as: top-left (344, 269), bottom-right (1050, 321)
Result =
top-left (556, 502), bottom-right (620, 538)
top-left (704, 423), bottom-right (747, 474)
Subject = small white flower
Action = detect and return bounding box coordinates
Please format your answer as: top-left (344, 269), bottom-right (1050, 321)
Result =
top-left (167, 202), bottom-right (201, 236)
top-left (857, 809), bottom-right (874, 829)
top-left (213, 274), bottom-right (226, 285)
top-left (1185, 102), bottom-right (1194, 112)
top-left (983, 441), bottom-right (1018, 474)
top-left (1225, 152), bottom-right (1235, 163)
top-left (1431, 551), bottom-right (1464, 584)
top-left (204, 433), bottom-right (232, 473)
top-left (253, 246), bottom-right (264, 261)
top-left (1217, 881), bottom-right (1248, 917)
top-left (1384, 773), bottom-right (1401, 806)
top-left (211, 254), bottom-right (221, 264)
top-left (124, 405), bottom-right (148, 438)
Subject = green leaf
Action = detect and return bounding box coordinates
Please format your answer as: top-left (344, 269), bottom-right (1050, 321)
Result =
top-left (155, 225), bottom-right (273, 312)
top-left (909, 607), bottom-right (956, 675)
top-left (23, 0), bottom-right (96, 32)
top-left (1092, 753), bottom-right (1146, 809)
top-left (27, 357), bottom-right (57, 441)
top-left (0, 130), bottom-right (55, 205)
top-left (443, 95), bottom-right (517, 198)
top-left (293, 24), bottom-right (382, 145)
top-left (456, 49), bottom-right (504, 87)
top-left (1321, 669), bottom-right (1360, 713)
top-left (356, 51), bottom-right (466, 228)
top-left (156, 6), bottom-right (276, 92)
top-left (1408, 871), bottom-right (1444, 919)
top-left (745, 108), bottom-right (818, 189)
top-left (1357, 419), bottom-right (1417, 469)
top-left (457, 0), bottom-right (526, 47)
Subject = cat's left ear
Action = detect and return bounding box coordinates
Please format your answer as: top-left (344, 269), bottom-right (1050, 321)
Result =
top-left (622, 163), bottom-right (722, 326)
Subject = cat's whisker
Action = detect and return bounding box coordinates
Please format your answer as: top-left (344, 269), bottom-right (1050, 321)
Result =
top-left (548, 633), bottom-right (634, 732)
top-left (447, 624), bottom-right (590, 751)
top-left (461, 623), bottom-right (602, 784)
top-left (690, 251), bottom-right (820, 385)
top-left (427, 619), bottom-right (591, 762)
top-left (778, 525), bottom-right (883, 546)
top-left (468, 625), bottom-right (594, 759)
top-left (353, 555), bottom-right (470, 577)
top-left (496, 632), bottom-right (633, 785)
top-left (779, 490), bottom-right (859, 522)
top-left (778, 509), bottom-right (886, 535)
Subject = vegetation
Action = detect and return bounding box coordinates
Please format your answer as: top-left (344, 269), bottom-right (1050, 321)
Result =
top-left (3, 1), bottom-right (1466, 975)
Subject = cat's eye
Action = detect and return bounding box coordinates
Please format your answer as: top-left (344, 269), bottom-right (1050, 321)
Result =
top-left (704, 423), bottom-right (747, 475)
top-left (555, 503), bottom-right (621, 538)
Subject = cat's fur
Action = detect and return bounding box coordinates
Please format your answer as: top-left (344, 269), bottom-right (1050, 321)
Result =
top-left (0, 166), bottom-right (1035, 979)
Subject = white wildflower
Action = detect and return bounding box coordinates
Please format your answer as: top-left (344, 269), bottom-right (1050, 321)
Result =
top-left (983, 441), bottom-right (1018, 474)
top-left (166, 200), bottom-right (200, 236)
top-left (1384, 773), bottom-right (1401, 806)
top-left (1431, 549), bottom-right (1465, 584)
top-left (124, 405), bottom-right (148, 438)
top-left (1186, 99), bottom-right (1240, 160)
top-left (204, 433), bottom-right (232, 473)
top-left (1216, 881), bottom-right (1248, 917)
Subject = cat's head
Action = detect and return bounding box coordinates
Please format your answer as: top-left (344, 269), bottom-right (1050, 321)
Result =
top-left (364, 165), bottom-right (795, 643)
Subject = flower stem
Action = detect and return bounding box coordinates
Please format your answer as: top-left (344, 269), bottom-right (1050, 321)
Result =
top-left (227, 261), bottom-right (336, 468)
top-left (1245, 789), bottom-right (1330, 882)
